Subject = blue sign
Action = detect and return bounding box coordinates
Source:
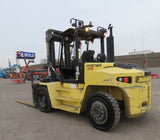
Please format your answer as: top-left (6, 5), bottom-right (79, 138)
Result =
top-left (16, 51), bottom-right (36, 59)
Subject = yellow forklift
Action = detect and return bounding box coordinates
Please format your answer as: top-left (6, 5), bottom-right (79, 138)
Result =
top-left (31, 18), bottom-right (151, 131)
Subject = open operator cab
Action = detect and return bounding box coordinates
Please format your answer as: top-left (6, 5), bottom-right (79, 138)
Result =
top-left (32, 18), bottom-right (151, 131)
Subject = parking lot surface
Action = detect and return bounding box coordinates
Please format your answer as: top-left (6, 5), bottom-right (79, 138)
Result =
top-left (0, 79), bottom-right (160, 140)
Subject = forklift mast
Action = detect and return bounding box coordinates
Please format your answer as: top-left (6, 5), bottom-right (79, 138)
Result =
top-left (46, 29), bottom-right (63, 81)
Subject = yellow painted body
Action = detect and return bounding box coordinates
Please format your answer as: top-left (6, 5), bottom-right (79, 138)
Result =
top-left (39, 63), bottom-right (151, 118)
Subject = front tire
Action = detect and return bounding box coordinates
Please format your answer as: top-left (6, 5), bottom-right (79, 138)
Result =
top-left (87, 92), bottom-right (120, 131)
top-left (37, 86), bottom-right (53, 113)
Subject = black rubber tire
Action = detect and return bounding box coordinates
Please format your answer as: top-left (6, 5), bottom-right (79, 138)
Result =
top-left (36, 86), bottom-right (53, 113)
top-left (86, 92), bottom-right (120, 131)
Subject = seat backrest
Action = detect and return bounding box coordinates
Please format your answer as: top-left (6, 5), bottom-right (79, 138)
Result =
top-left (81, 50), bottom-right (95, 63)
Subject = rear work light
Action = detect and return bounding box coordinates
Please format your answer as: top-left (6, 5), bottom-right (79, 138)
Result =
top-left (117, 77), bottom-right (132, 83)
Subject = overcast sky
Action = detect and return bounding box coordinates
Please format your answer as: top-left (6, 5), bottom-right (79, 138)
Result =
top-left (0, 0), bottom-right (160, 68)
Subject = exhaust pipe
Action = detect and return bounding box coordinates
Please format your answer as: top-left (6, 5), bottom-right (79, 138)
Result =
top-left (107, 25), bottom-right (114, 62)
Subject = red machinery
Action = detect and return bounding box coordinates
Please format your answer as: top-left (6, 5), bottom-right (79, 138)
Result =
top-left (12, 51), bottom-right (35, 83)
top-left (12, 60), bottom-right (33, 83)
top-left (26, 67), bottom-right (48, 81)
top-left (12, 51), bottom-right (49, 83)
top-left (151, 74), bottom-right (158, 79)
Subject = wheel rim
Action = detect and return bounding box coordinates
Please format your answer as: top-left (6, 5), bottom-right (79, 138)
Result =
top-left (38, 93), bottom-right (46, 108)
top-left (90, 100), bottom-right (108, 125)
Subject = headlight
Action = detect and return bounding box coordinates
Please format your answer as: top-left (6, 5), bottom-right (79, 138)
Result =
top-left (85, 27), bottom-right (89, 32)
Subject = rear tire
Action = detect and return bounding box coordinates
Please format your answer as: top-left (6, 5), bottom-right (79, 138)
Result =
top-left (37, 86), bottom-right (53, 113)
top-left (86, 92), bottom-right (120, 131)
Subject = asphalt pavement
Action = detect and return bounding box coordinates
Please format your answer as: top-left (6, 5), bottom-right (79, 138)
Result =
top-left (0, 79), bottom-right (160, 140)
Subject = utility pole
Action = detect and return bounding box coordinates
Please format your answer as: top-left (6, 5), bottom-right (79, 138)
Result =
top-left (142, 32), bottom-right (146, 51)
top-left (8, 59), bottom-right (11, 67)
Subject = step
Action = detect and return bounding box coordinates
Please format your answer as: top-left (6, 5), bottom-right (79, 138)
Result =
top-left (55, 95), bottom-right (80, 102)
top-left (55, 87), bottom-right (83, 92)
top-left (55, 88), bottom-right (70, 92)
top-left (54, 104), bottom-right (79, 113)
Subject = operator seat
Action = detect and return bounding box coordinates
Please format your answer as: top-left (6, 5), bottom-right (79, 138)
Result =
top-left (81, 50), bottom-right (95, 63)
